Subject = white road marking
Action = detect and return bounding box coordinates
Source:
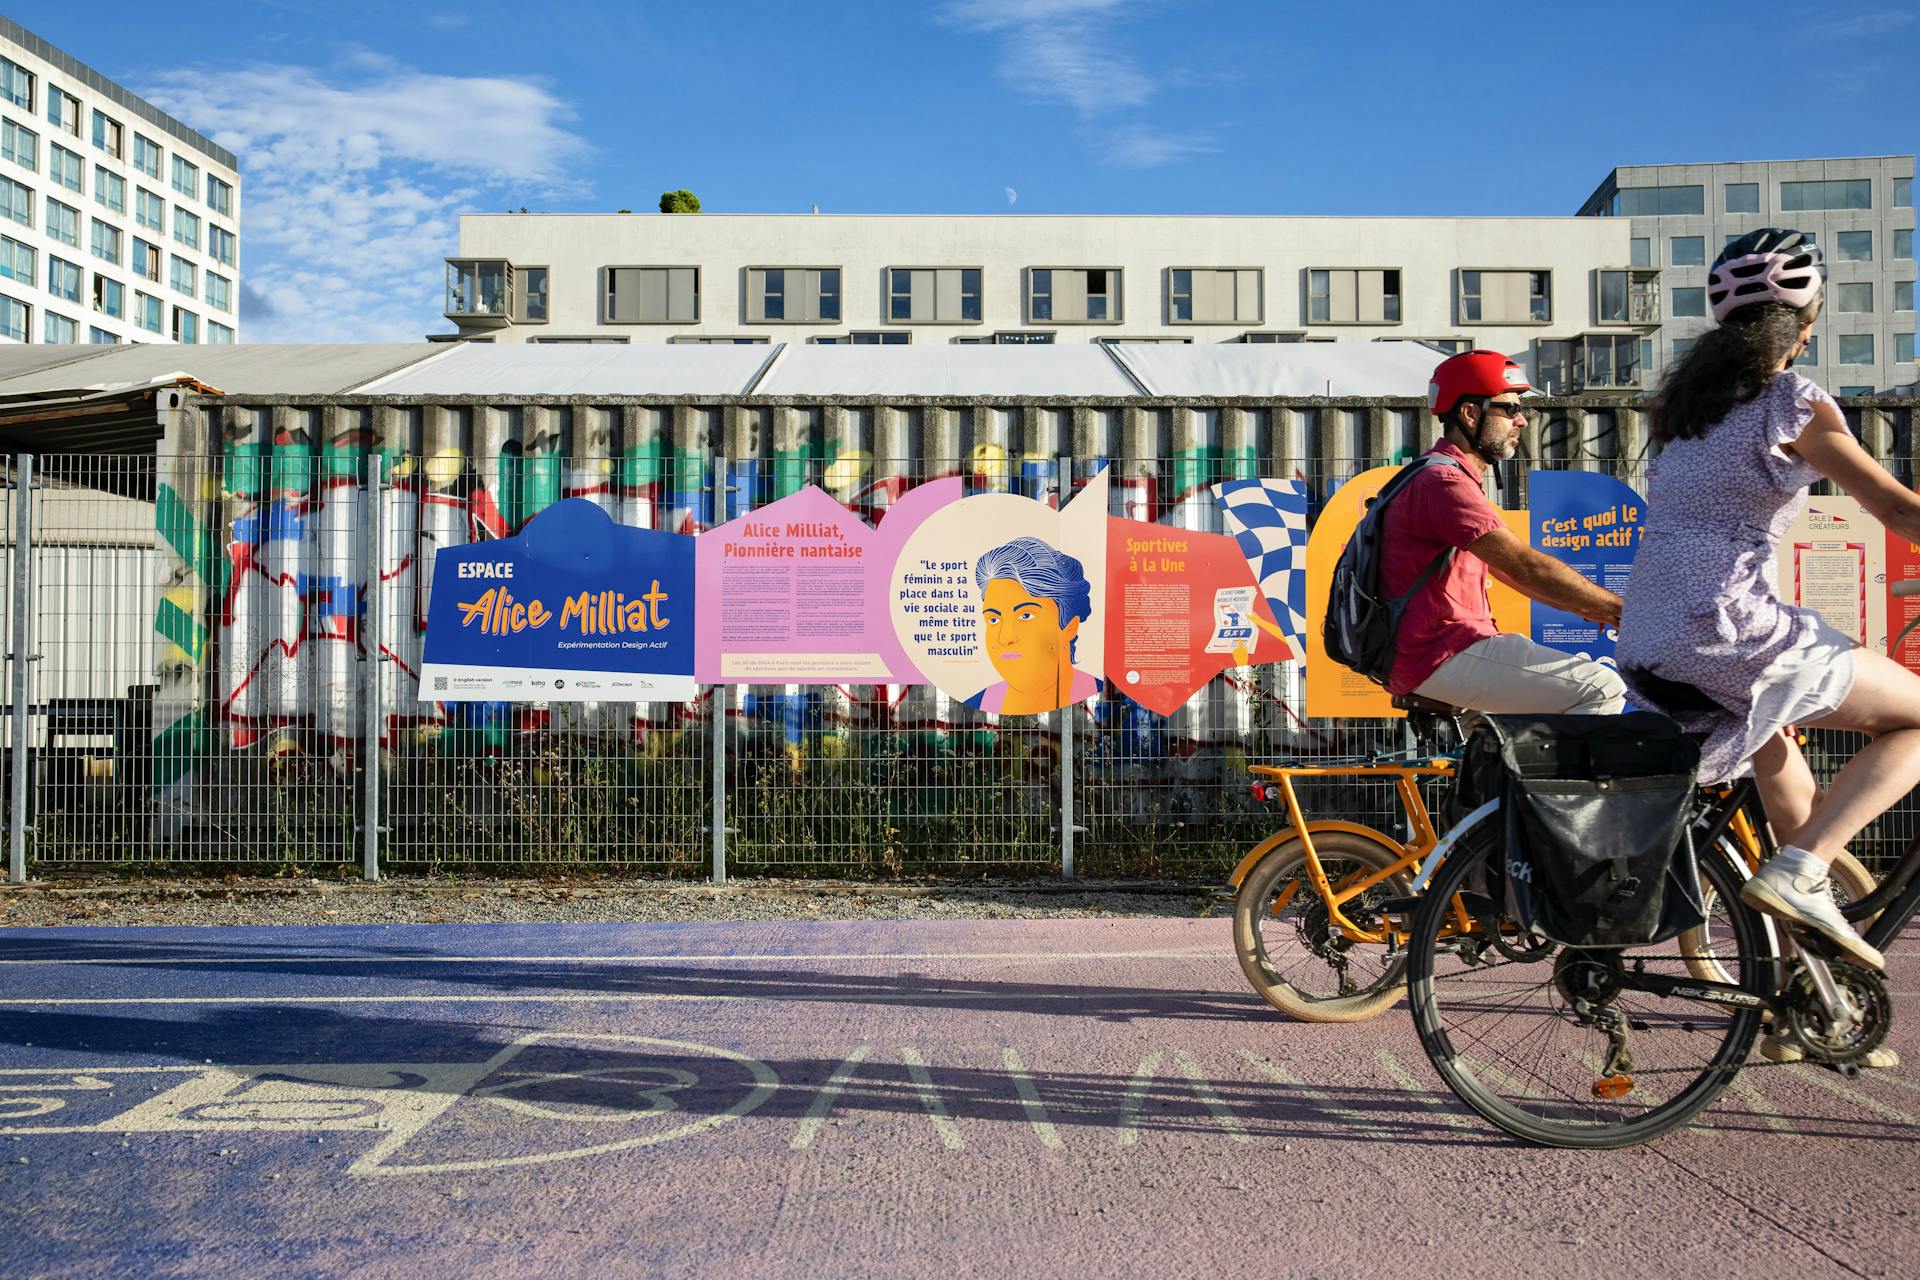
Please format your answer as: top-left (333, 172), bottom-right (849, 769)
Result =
top-left (1788, 1065), bottom-right (1920, 1127)
top-left (900, 1047), bottom-right (964, 1150)
top-left (1115, 1052), bottom-right (1162, 1148)
top-left (1371, 1049), bottom-right (1474, 1131)
top-left (0, 948), bottom-right (1223, 968)
top-left (1243, 1052), bottom-right (1390, 1134)
top-left (1172, 1050), bottom-right (1251, 1144)
top-left (1002, 1047), bottom-right (1063, 1149)
top-left (1723, 1075), bottom-right (1798, 1135)
top-left (789, 1046), bottom-right (873, 1151)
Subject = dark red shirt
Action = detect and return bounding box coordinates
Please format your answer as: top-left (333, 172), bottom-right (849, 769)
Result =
top-left (1377, 439), bottom-right (1505, 694)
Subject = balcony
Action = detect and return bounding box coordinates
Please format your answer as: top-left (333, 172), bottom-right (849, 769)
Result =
top-left (445, 259), bottom-right (514, 325)
top-left (1536, 334), bottom-right (1646, 395)
top-left (1596, 268), bottom-right (1661, 328)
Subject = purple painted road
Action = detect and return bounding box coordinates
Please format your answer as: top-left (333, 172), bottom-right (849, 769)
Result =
top-left (2, 917), bottom-right (1918, 1279)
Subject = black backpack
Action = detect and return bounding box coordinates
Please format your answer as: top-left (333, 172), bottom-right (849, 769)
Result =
top-left (1322, 453), bottom-right (1471, 685)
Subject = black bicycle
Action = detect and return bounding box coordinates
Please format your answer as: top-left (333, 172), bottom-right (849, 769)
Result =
top-left (1402, 774), bottom-right (1916, 1148)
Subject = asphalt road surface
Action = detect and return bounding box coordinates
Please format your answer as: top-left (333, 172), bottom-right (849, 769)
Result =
top-left (3, 918), bottom-right (1917, 1279)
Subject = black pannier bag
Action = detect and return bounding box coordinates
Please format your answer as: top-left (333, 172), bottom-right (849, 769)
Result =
top-left (1450, 712), bottom-right (1708, 948)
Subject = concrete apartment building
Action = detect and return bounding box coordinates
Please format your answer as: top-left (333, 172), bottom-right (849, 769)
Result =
top-left (1579, 157), bottom-right (1917, 393)
top-left (0, 17), bottom-right (240, 346)
top-left (443, 213), bottom-right (1650, 389)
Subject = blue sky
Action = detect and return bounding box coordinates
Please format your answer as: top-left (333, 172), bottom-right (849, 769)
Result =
top-left (24, 0), bottom-right (1920, 342)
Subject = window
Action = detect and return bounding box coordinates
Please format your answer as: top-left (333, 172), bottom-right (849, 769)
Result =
top-left (46, 199), bottom-right (77, 247)
top-left (43, 311), bottom-right (75, 343)
top-left (90, 218), bottom-right (120, 265)
top-left (171, 155), bottom-right (198, 199)
top-left (132, 238), bottom-right (160, 283)
top-left (0, 292), bottom-right (26, 340)
top-left (1838, 386), bottom-right (1874, 397)
top-left (1781, 179), bottom-right (1871, 211)
top-left (446, 259), bottom-right (511, 316)
top-left (135, 188), bottom-right (163, 231)
top-left (1169, 268), bottom-right (1262, 324)
top-left (48, 143), bottom-right (82, 193)
top-left (1834, 282), bottom-right (1874, 313)
top-left (206, 175), bottom-right (232, 217)
top-left (134, 291), bottom-right (161, 333)
top-left (811, 331), bottom-right (909, 344)
top-left (1096, 336), bottom-right (1192, 344)
top-left (93, 167), bottom-right (125, 214)
top-left (1597, 269), bottom-right (1660, 324)
top-left (1794, 335), bottom-right (1817, 366)
top-left (1898, 177), bottom-right (1914, 208)
top-left (48, 87), bottom-right (79, 136)
top-left (1836, 231), bottom-right (1873, 262)
top-left (170, 256), bottom-right (196, 297)
top-left (91, 274), bottom-right (122, 319)
top-left (207, 320), bottom-right (234, 344)
top-left (604, 266), bottom-right (699, 322)
top-left (1725, 183), bottom-right (1760, 214)
top-left (0, 57), bottom-right (31, 110)
top-left (132, 133), bottom-right (160, 178)
top-left (208, 225), bottom-right (235, 266)
top-left (514, 266), bottom-right (546, 322)
top-left (206, 271), bottom-right (231, 312)
top-left (1305, 268), bottom-right (1398, 324)
top-left (1564, 333), bottom-right (1642, 390)
top-left (1670, 236), bottom-right (1705, 267)
top-left (992, 331), bottom-right (1053, 344)
top-left (1837, 334), bottom-right (1875, 365)
top-left (1897, 281), bottom-right (1915, 312)
top-left (0, 235), bottom-right (31, 285)
top-left (1897, 332), bottom-right (1915, 364)
top-left (1, 119), bottom-right (35, 170)
top-left (0, 177), bottom-right (30, 226)
top-left (92, 110), bottom-right (122, 158)
top-left (747, 267), bottom-right (842, 323)
top-left (882, 267), bottom-right (981, 323)
top-left (668, 335), bottom-right (768, 345)
top-left (1026, 267), bottom-right (1120, 323)
top-left (1458, 269), bottom-right (1550, 323)
top-left (1630, 237), bottom-right (1651, 268)
top-left (1671, 286), bottom-right (1706, 317)
top-left (88, 327), bottom-right (118, 344)
top-left (1616, 184), bottom-right (1704, 216)
top-left (47, 256), bottom-right (79, 302)
top-left (171, 306), bottom-right (197, 344)
top-left (1897, 229), bottom-right (1914, 261)
top-left (173, 208), bottom-right (200, 251)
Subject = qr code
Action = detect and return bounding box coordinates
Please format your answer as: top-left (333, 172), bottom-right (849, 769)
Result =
top-left (433, 677), bottom-right (448, 692)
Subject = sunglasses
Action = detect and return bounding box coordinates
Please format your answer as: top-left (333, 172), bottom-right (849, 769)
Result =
top-left (1482, 400), bottom-right (1528, 419)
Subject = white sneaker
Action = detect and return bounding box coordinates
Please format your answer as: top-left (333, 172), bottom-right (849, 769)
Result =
top-left (1739, 859), bottom-right (1885, 972)
top-left (1758, 1034), bottom-right (1900, 1069)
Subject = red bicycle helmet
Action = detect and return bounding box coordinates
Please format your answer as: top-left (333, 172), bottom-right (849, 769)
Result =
top-left (1428, 350), bottom-right (1531, 415)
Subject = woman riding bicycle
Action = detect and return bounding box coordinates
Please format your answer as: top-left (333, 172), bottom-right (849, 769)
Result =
top-left (1619, 227), bottom-right (1920, 985)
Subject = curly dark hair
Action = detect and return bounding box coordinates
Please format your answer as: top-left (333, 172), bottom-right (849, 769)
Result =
top-left (1647, 299), bottom-right (1820, 443)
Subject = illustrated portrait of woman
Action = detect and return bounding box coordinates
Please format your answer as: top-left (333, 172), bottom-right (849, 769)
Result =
top-left (964, 536), bottom-right (1103, 715)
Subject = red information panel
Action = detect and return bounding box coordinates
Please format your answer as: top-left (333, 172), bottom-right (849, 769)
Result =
top-left (1887, 528), bottom-right (1920, 674)
top-left (1104, 518), bottom-right (1289, 716)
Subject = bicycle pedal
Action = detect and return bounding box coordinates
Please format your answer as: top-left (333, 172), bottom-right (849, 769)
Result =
top-left (1592, 1074), bottom-right (1635, 1100)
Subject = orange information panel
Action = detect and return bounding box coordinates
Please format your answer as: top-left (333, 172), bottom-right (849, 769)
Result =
top-left (1304, 464), bottom-right (1529, 719)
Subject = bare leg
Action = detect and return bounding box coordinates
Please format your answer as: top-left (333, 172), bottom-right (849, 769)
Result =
top-left (1791, 649), bottom-right (1920, 861)
top-left (1751, 726), bottom-right (1818, 840)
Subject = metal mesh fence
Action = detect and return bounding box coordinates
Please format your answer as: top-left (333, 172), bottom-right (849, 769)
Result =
top-left (4, 393), bottom-right (1917, 879)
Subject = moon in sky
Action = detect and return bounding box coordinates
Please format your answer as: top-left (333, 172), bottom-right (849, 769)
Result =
top-left (1004, 187), bottom-right (1018, 206)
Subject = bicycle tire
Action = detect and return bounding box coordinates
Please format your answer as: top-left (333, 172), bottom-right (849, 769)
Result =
top-left (1405, 817), bottom-right (1768, 1149)
top-left (1682, 848), bottom-right (1874, 986)
top-left (1232, 831), bottom-right (1412, 1023)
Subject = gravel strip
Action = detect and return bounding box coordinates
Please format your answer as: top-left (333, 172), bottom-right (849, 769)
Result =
top-left (0, 876), bottom-right (1222, 929)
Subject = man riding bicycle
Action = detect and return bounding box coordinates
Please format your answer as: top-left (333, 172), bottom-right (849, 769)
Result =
top-left (1380, 350), bottom-right (1626, 716)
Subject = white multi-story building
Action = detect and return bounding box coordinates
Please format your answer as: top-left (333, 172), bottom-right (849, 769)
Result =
top-left (442, 213), bottom-right (1646, 390)
top-left (0, 17), bottom-right (240, 346)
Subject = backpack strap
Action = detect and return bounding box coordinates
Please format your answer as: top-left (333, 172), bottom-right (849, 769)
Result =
top-left (1381, 452), bottom-right (1477, 608)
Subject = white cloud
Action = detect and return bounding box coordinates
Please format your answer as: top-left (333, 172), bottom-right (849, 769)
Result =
top-left (1100, 125), bottom-right (1217, 169)
top-left (141, 55), bottom-right (591, 343)
top-left (942, 0), bottom-right (1152, 117)
top-left (1820, 10), bottom-right (1915, 38)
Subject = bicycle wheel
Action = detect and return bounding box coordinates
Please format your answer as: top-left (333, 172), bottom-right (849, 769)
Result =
top-left (1405, 818), bottom-right (1769, 1148)
top-left (1683, 847), bottom-right (1874, 986)
top-left (1233, 831), bottom-right (1412, 1022)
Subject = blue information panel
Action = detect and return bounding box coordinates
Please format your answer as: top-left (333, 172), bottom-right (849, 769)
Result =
top-left (419, 499), bottom-right (697, 702)
top-left (1526, 469), bottom-right (1645, 666)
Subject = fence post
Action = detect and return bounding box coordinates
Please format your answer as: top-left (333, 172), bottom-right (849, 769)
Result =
top-left (710, 450), bottom-right (728, 886)
top-left (7, 454), bottom-right (30, 884)
top-left (1058, 450), bottom-right (1076, 880)
top-left (361, 452), bottom-right (383, 882)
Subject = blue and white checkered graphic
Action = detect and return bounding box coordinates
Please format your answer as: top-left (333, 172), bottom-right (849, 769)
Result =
top-left (1213, 478), bottom-right (1309, 657)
